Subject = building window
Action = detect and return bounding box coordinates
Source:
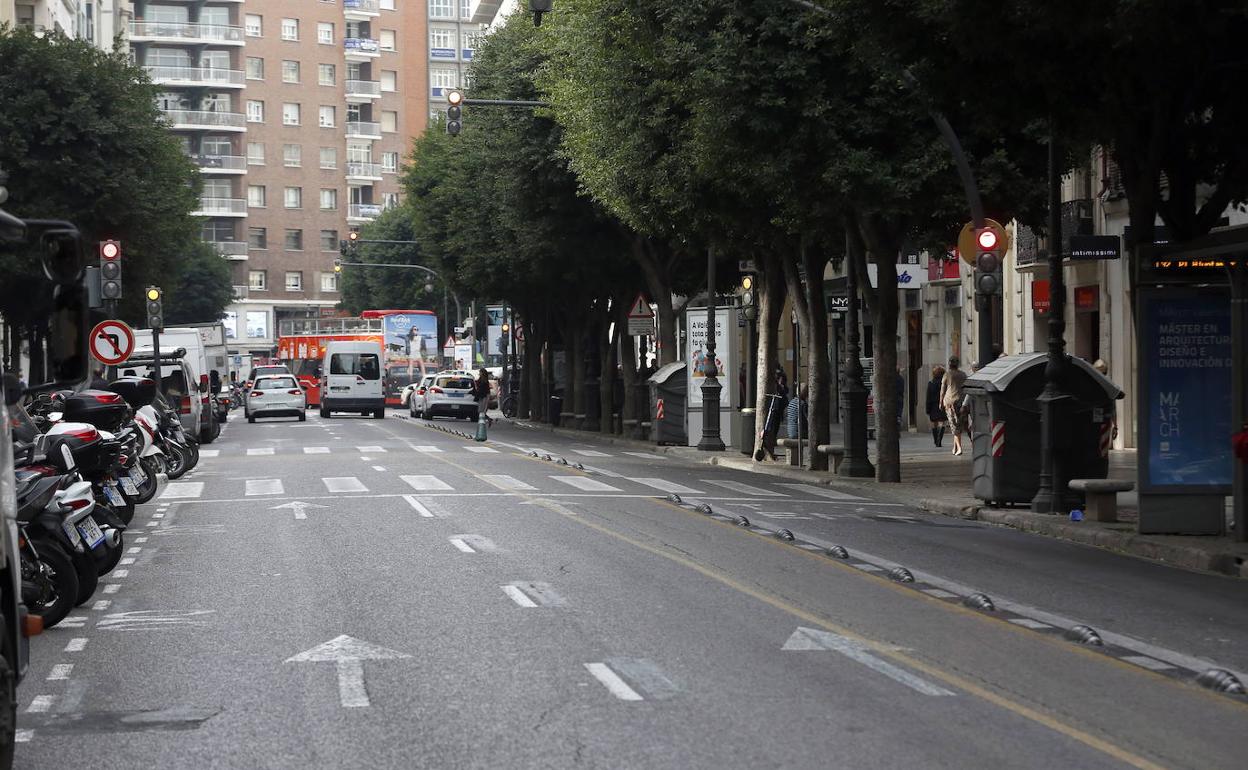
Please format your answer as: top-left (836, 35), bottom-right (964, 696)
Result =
top-left (248, 270), bottom-right (267, 291)
top-left (430, 67), bottom-right (457, 90)
top-left (246, 311), bottom-right (269, 339)
top-left (284, 230), bottom-right (303, 251)
top-left (245, 57), bottom-right (264, 80)
top-left (246, 100), bottom-right (264, 123)
top-left (430, 28), bottom-right (453, 50)
top-left (380, 30), bottom-right (396, 51)
top-left (247, 185), bottom-right (266, 208)
top-left (320, 188), bottom-right (338, 210)
top-left (283, 144), bottom-right (301, 167)
top-left (247, 142), bottom-right (265, 165)
top-left (248, 227), bottom-right (267, 249)
top-left (382, 151), bottom-right (399, 173)
top-left (381, 110), bottom-right (397, 133)
top-left (285, 272), bottom-right (303, 292)
top-left (381, 0), bottom-right (396, 9)
top-left (460, 0), bottom-right (471, 18)
top-left (318, 63), bottom-right (336, 86)
top-left (282, 103), bottom-right (300, 126)
top-left (245, 14), bottom-right (262, 37)
top-left (320, 230), bottom-right (339, 251)
top-left (319, 106), bottom-right (336, 128)
top-left (428, 0), bottom-right (453, 19)
top-left (280, 18), bottom-right (298, 41)
top-left (317, 22), bottom-right (334, 45)
top-left (284, 187), bottom-right (302, 209)
top-left (381, 70), bottom-right (397, 92)
top-left (320, 147), bottom-right (338, 169)
top-left (321, 272), bottom-right (339, 292)
top-left (281, 60), bottom-right (300, 83)
top-left (382, 192), bottom-right (399, 209)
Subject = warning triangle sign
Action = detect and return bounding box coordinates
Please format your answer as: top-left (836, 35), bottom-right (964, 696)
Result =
top-left (444, 335), bottom-right (457, 348)
top-left (627, 293), bottom-right (655, 319)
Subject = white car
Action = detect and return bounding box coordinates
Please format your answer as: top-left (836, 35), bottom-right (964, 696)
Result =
top-left (406, 374), bottom-right (436, 418)
top-left (246, 374), bottom-right (307, 423)
top-left (421, 373), bottom-right (478, 420)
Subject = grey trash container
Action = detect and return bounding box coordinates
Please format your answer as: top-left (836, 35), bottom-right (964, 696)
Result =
top-left (963, 353), bottom-right (1123, 506)
top-left (648, 362), bottom-right (687, 445)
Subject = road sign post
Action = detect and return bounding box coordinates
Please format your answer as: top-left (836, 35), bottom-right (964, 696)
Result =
top-left (626, 293), bottom-right (655, 337)
top-left (89, 320), bottom-right (135, 367)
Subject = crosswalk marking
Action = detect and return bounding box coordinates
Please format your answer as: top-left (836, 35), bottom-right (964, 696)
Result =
top-left (402, 495), bottom-right (434, 517)
top-left (160, 482), bottom-right (204, 500)
top-left (304, 447), bottom-right (330, 454)
top-left (323, 477), bottom-right (368, 493)
top-left (550, 476), bottom-right (622, 492)
top-left (357, 446), bottom-right (386, 453)
top-left (412, 446), bottom-right (442, 453)
top-left (571, 449), bottom-right (610, 457)
top-left (701, 479), bottom-right (786, 497)
top-left (465, 446), bottom-right (499, 453)
top-left (199, 449), bottom-right (220, 458)
top-left (775, 483), bottom-right (865, 501)
top-left (245, 479), bottom-right (284, 496)
top-left (629, 478), bottom-right (703, 495)
top-left (481, 474), bottom-right (537, 491)
top-left (246, 447), bottom-right (274, 456)
top-left (401, 475), bottom-right (453, 491)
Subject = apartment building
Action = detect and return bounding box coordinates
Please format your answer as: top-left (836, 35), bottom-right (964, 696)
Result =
top-left (126, 0), bottom-right (427, 361)
top-left (2, 0), bottom-right (130, 47)
top-left (427, 0), bottom-right (480, 122)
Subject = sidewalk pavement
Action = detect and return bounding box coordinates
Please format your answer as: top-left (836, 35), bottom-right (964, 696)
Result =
top-left (509, 418), bottom-right (1248, 578)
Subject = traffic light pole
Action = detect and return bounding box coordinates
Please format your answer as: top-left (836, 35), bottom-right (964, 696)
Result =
top-left (150, 329), bottom-right (162, 397)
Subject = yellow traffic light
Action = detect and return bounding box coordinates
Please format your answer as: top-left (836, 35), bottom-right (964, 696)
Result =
top-left (741, 276), bottom-right (753, 291)
top-left (447, 89), bottom-right (464, 107)
top-left (145, 287), bottom-right (161, 301)
top-left (501, 322), bottom-right (510, 333)
top-left (348, 231), bottom-right (359, 242)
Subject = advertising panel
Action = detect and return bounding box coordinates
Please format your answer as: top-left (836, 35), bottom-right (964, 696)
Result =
top-left (686, 308), bottom-right (735, 407)
top-left (382, 313), bottom-right (438, 359)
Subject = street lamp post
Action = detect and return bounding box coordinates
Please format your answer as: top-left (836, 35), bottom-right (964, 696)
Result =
top-left (839, 234), bottom-right (875, 478)
top-left (698, 246), bottom-right (725, 451)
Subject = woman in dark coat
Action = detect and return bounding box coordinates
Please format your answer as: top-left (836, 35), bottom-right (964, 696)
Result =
top-left (925, 365), bottom-right (946, 447)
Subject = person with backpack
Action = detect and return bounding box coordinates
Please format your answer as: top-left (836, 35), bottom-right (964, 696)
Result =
top-left (473, 369), bottom-right (493, 428)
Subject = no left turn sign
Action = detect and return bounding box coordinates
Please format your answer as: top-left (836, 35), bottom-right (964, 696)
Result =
top-left (90, 320), bottom-right (136, 366)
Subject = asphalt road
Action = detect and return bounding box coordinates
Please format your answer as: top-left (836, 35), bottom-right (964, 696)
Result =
top-left (14, 410), bottom-right (1248, 769)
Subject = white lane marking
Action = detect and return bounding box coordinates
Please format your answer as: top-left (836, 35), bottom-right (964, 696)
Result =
top-left (501, 585), bottom-right (538, 607)
top-left (145, 520), bottom-right (160, 527)
top-left (1122, 655), bottom-right (1176, 672)
top-left (357, 446), bottom-right (386, 453)
top-left (412, 446), bottom-right (442, 453)
top-left (323, 477), bottom-right (368, 493)
top-left (285, 635), bottom-right (411, 709)
top-left (584, 663), bottom-right (643, 701)
top-left (623, 451), bottom-right (665, 460)
top-left (450, 534), bottom-right (496, 552)
top-left (160, 482), bottom-right (204, 500)
top-left (15, 729), bottom-right (34, 742)
top-left (701, 479), bottom-right (786, 497)
top-left (1008, 618), bottom-right (1052, 630)
top-left (111, 569), bottom-right (129, 578)
top-left (465, 446), bottom-right (499, 453)
top-left (922, 588), bottom-right (959, 599)
top-left (579, 464), bottom-right (625, 478)
top-left (449, 538), bottom-right (475, 553)
top-left (550, 476), bottom-right (621, 492)
top-left (480, 474), bottom-right (537, 491)
top-left (136, 537), bottom-right (148, 543)
top-left (58, 616), bottom-right (86, 629)
top-left (304, 447), bottom-right (331, 454)
top-left (247, 447), bottom-right (275, 456)
top-left (120, 558), bottom-right (136, 566)
top-left (246, 479), bottom-right (285, 496)
top-left (372, 465), bottom-right (386, 472)
top-left (336, 659), bottom-right (370, 708)
top-left (572, 449), bottom-right (610, 457)
top-left (126, 547), bottom-right (141, 555)
top-left (103, 584), bottom-right (120, 594)
top-left (776, 483), bottom-right (866, 501)
top-left (65, 638), bottom-right (87, 653)
top-left (27, 695), bottom-right (55, 713)
top-left (506, 581), bottom-right (567, 607)
top-left (199, 449), bottom-right (220, 458)
top-left (402, 496), bottom-right (434, 517)
top-left (48, 664), bottom-right (73, 681)
top-left (852, 563), bottom-right (884, 572)
top-left (401, 475), bottom-right (453, 491)
top-left (782, 627), bottom-right (955, 696)
top-left (629, 478), bottom-right (703, 495)
top-left (92, 600), bottom-right (111, 611)
top-left (877, 514), bottom-right (920, 523)
top-left (152, 512), bottom-right (165, 519)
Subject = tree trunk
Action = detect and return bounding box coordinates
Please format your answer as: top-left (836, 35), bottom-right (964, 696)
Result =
top-left (803, 247), bottom-right (832, 472)
top-left (753, 251), bottom-right (785, 459)
top-left (525, 321), bottom-right (545, 422)
top-left (859, 217), bottom-right (901, 483)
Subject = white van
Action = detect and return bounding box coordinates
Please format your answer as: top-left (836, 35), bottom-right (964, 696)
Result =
top-left (134, 327), bottom-right (219, 442)
top-left (319, 340), bottom-right (386, 419)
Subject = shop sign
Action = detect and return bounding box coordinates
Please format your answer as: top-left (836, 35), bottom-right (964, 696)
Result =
top-left (1069, 234), bottom-right (1121, 260)
top-left (1032, 280), bottom-right (1050, 313)
top-left (1075, 285), bottom-right (1100, 312)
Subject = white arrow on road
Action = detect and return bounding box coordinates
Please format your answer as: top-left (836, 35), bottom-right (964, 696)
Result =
top-left (782, 627), bottom-right (955, 696)
top-left (286, 635), bottom-right (412, 708)
top-left (270, 501), bottom-right (328, 519)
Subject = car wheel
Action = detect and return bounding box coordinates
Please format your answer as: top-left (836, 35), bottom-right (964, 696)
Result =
top-left (298, 412), bottom-right (306, 422)
top-left (320, 406), bottom-right (330, 418)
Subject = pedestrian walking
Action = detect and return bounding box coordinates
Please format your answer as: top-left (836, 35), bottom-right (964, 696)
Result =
top-left (785, 383), bottom-right (808, 440)
top-left (939, 356), bottom-right (968, 456)
top-left (926, 365), bottom-right (946, 447)
top-left (473, 368), bottom-right (493, 428)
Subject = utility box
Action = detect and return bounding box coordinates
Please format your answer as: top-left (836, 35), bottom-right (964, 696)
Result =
top-left (964, 353), bottom-right (1123, 506)
top-left (649, 362), bottom-right (688, 445)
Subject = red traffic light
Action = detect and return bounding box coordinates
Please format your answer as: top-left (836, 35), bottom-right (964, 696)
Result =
top-left (976, 229), bottom-right (998, 251)
top-left (100, 240), bottom-right (121, 260)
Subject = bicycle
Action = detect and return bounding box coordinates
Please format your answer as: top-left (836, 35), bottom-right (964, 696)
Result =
top-left (500, 392), bottom-right (518, 419)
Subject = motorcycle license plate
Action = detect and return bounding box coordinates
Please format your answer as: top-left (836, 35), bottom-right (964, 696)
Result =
top-left (104, 484), bottom-right (125, 507)
top-left (77, 516), bottom-right (106, 549)
top-left (130, 465), bottom-right (147, 484)
top-left (61, 520), bottom-right (83, 549)
top-left (119, 476), bottom-right (140, 496)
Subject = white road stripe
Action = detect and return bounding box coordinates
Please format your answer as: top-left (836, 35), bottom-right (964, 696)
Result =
top-left (323, 477), bottom-right (368, 493)
top-left (465, 446), bottom-right (499, 453)
top-left (922, 588), bottom-right (959, 600)
top-left (103, 584), bottom-right (120, 594)
top-left (126, 547), bottom-right (141, 554)
top-left (401, 475), bottom-right (453, 491)
top-left (412, 446), bottom-right (442, 453)
top-left (111, 570), bottom-right (129, 578)
top-left (337, 659), bottom-right (370, 708)
top-left (64, 638), bottom-right (87, 653)
top-left (372, 466), bottom-right (386, 471)
top-left (783, 628), bottom-right (954, 696)
top-left (357, 446), bottom-right (386, 453)
top-left (48, 664), bottom-right (73, 681)
top-left (152, 512), bottom-right (165, 518)
top-left (245, 479), bottom-right (284, 496)
top-left (26, 695), bottom-right (55, 713)
top-left (572, 449), bottom-right (610, 457)
top-left (584, 663), bottom-right (643, 701)
top-left (701, 479), bottom-right (786, 497)
top-left (1008, 618), bottom-right (1052, 630)
top-left (449, 538), bottom-right (475, 553)
top-left (246, 447), bottom-right (274, 456)
top-left (160, 482), bottom-right (204, 500)
top-left (550, 476), bottom-right (621, 492)
top-left (304, 447), bottom-right (330, 454)
top-left (135, 537), bottom-right (148, 543)
top-left (120, 558), bottom-right (135, 566)
top-left (480, 474), bottom-right (537, 491)
top-left (776, 483), bottom-right (866, 501)
top-left (629, 478), bottom-right (703, 495)
top-left (198, 449), bottom-right (220, 458)
top-left (623, 451), bottom-right (665, 460)
top-left (15, 729), bottom-right (34, 742)
top-left (1122, 655), bottom-right (1176, 671)
top-left (501, 585), bottom-right (538, 607)
top-left (402, 496), bottom-right (434, 517)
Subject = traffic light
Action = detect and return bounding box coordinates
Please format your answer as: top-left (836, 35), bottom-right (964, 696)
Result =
top-left (99, 240), bottom-right (122, 301)
top-left (145, 286), bottom-right (163, 331)
top-left (446, 90), bottom-right (463, 136)
top-left (740, 275), bottom-right (757, 321)
top-left (333, 258), bottom-right (342, 273)
top-left (973, 220), bottom-right (1007, 296)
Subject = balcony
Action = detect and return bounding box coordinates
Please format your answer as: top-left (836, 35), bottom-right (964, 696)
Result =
top-left (345, 121), bottom-right (382, 140)
top-left (347, 203), bottom-right (384, 222)
top-left (130, 21), bottom-right (244, 45)
top-left (345, 79), bottom-right (382, 102)
top-left (144, 65), bottom-right (245, 88)
top-left (344, 0), bottom-right (381, 19)
top-left (192, 154), bottom-right (246, 174)
top-left (343, 37), bottom-right (381, 61)
top-left (161, 109), bottom-right (246, 131)
top-left (194, 197), bottom-right (247, 217)
top-left (207, 240), bottom-right (249, 260)
top-left (346, 161), bottom-right (383, 180)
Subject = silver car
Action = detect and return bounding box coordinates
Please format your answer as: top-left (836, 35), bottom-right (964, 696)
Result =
top-left (246, 375), bottom-right (307, 423)
top-left (421, 374), bottom-right (478, 420)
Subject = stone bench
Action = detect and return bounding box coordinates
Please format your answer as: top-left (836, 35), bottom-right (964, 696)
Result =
top-left (779, 438), bottom-right (805, 466)
top-left (1069, 478), bottom-right (1135, 523)
top-left (815, 444), bottom-right (846, 474)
